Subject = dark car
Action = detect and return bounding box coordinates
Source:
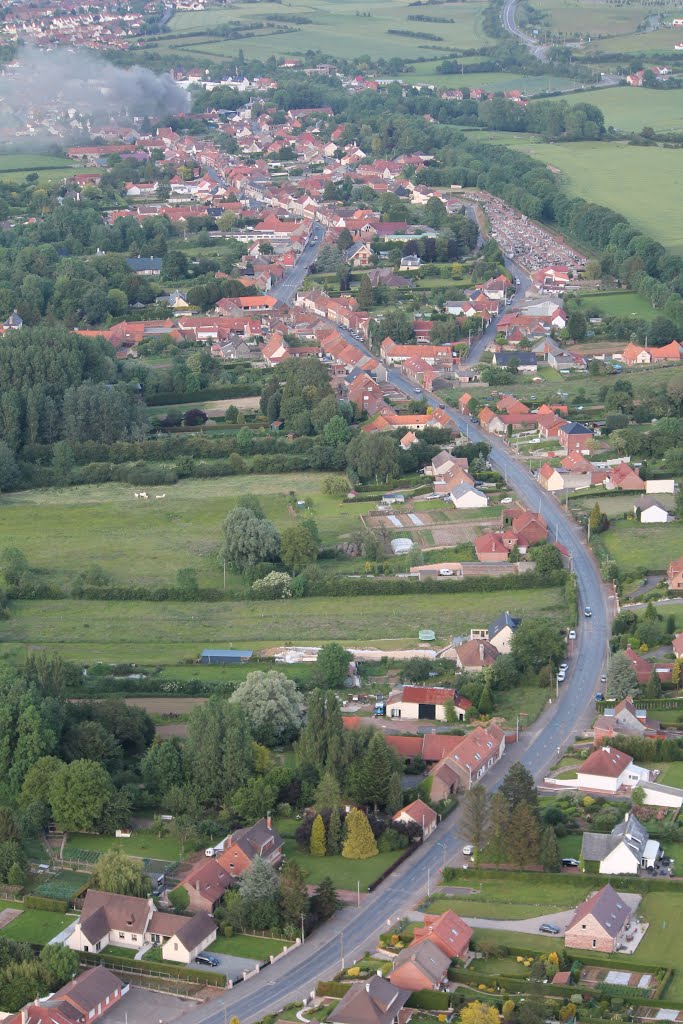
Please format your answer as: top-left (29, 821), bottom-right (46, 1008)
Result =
top-left (584, 606), bottom-right (592, 618)
top-left (195, 953), bottom-right (219, 967)
top-left (539, 923), bottom-right (561, 934)
top-left (562, 858), bottom-right (580, 868)
top-left (595, 692), bottom-right (604, 702)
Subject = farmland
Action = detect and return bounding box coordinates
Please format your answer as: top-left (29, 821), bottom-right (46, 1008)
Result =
top-left (542, 87), bottom-right (683, 134)
top-left (598, 519), bottom-right (683, 575)
top-left (504, 140), bottom-right (683, 253)
top-left (0, 153), bottom-right (78, 184)
top-left (157, 0), bottom-right (494, 63)
top-left (573, 291), bottom-right (658, 320)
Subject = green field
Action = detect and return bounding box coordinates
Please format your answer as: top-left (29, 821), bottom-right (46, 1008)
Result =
top-left (209, 933), bottom-right (293, 959)
top-left (0, 585), bottom-right (563, 657)
top-left (274, 817), bottom-right (403, 889)
top-left (535, 0), bottom-right (659, 38)
top-left (401, 70), bottom-right (579, 93)
top-left (599, 519), bottom-right (683, 574)
top-left (657, 763), bottom-right (683, 788)
top-left (426, 875), bottom-right (591, 920)
top-left (574, 290), bottom-right (658, 320)
top-left (543, 87), bottom-right (683, 134)
top-left (68, 831), bottom-right (184, 862)
top-left (505, 139), bottom-right (683, 254)
top-left (0, 153), bottom-right (78, 185)
top-left (1, 908), bottom-right (74, 943)
top-left (160, 0), bottom-right (493, 62)
top-left (586, 26), bottom-right (683, 53)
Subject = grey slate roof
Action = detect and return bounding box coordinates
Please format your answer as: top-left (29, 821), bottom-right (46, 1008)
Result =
top-left (488, 610), bottom-right (521, 640)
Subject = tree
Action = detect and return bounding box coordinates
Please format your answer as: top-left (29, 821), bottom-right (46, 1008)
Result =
top-left (168, 885), bottom-right (190, 912)
top-left (500, 762), bottom-right (538, 813)
top-left (606, 651), bottom-right (639, 700)
top-left (90, 849), bottom-right (148, 896)
top-left (0, 443), bottom-right (19, 491)
top-left (567, 310), bottom-right (587, 341)
top-left (346, 433), bottom-right (400, 484)
top-left (310, 814), bottom-right (327, 857)
top-left (478, 683), bottom-right (494, 716)
top-left (353, 732), bottom-right (396, 810)
top-left (511, 619), bottom-right (564, 674)
top-left (357, 275), bottom-right (373, 310)
top-left (314, 772), bottom-right (341, 812)
top-left (539, 825), bottom-right (561, 872)
top-left (460, 1002), bottom-right (501, 1024)
top-left (239, 856), bottom-right (281, 930)
top-left (7, 863), bottom-right (24, 888)
top-left (645, 668), bottom-right (662, 699)
top-left (48, 760), bottom-right (112, 833)
top-left (231, 671), bottom-right (302, 746)
top-left (280, 524), bottom-right (319, 574)
top-left (506, 801), bottom-right (540, 868)
top-left (386, 772), bottom-right (403, 815)
top-left (461, 785), bottom-right (490, 860)
top-left (312, 876), bottom-right (340, 920)
top-left (315, 644), bottom-right (351, 688)
top-left (0, 547), bottom-right (28, 586)
top-left (280, 860), bottom-right (308, 929)
top-left (589, 502), bottom-right (603, 535)
top-left (342, 808), bottom-right (378, 859)
top-left (186, 700), bottom-right (254, 804)
top-left (487, 792), bottom-right (511, 868)
top-left (141, 739), bottom-right (186, 800)
top-left (20, 756), bottom-right (64, 807)
top-left (221, 507), bottom-right (280, 571)
top-left (631, 785), bottom-right (645, 807)
top-left (323, 415), bottom-right (351, 446)
top-left (39, 943), bottom-right (79, 987)
top-left (327, 805), bottom-right (342, 855)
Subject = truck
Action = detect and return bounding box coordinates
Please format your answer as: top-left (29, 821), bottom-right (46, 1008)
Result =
top-left (374, 702), bottom-right (386, 717)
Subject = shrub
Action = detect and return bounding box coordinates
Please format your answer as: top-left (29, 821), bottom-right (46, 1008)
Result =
top-left (24, 895), bottom-right (68, 913)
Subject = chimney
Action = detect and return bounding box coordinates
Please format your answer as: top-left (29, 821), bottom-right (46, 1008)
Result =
top-left (267, 813), bottom-right (272, 831)
top-left (196, 880), bottom-right (200, 892)
top-left (365, 983), bottom-right (371, 993)
top-left (377, 969), bottom-right (382, 977)
top-left (479, 643), bottom-right (484, 661)
top-left (22, 1010), bottom-right (28, 1024)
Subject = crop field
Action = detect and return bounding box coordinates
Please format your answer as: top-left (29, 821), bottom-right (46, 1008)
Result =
top-left (400, 69), bottom-right (579, 92)
top-left (586, 25), bottom-right (683, 53)
top-left (534, 0), bottom-right (667, 38)
top-left (504, 139), bottom-right (683, 253)
top-left (157, 0), bottom-right (493, 63)
top-left (542, 86), bottom-right (683, 134)
top-left (0, 586), bottom-right (564, 659)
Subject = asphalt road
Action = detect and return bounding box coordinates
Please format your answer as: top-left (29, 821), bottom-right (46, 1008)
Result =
top-left (502, 0), bottom-right (548, 60)
top-left (465, 257), bottom-right (531, 365)
top-left (271, 223), bottom-right (325, 305)
top-left (178, 231), bottom-right (610, 1024)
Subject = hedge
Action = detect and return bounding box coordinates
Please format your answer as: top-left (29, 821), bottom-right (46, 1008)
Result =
top-left (406, 990), bottom-right (449, 1010)
top-left (24, 895), bottom-right (68, 912)
top-left (146, 384), bottom-right (264, 405)
top-left (79, 950), bottom-right (226, 987)
top-left (317, 981), bottom-right (351, 997)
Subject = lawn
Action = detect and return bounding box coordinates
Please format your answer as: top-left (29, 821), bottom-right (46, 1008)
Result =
top-left (426, 875), bottom-right (590, 919)
top-left (274, 817), bottom-right (404, 889)
top-left (0, 586), bottom-right (564, 657)
top-left (543, 87), bottom-right (683, 134)
top-left (558, 834), bottom-right (582, 858)
top-left (656, 763), bottom-right (683, 788)
top-left (0, 153), bottom-right (78, 185)
top-left (599, 519), bottom-right (683, 574)
top-left (68, 831), bottom-right (184, 862)
top-left (2, 909), bottom-right (74, 943)
top-left (574, 291), bottom-right (657, 320)
top-left (630, 892), bottom-right (683, 970)
top-left (534, 0), bottom-right (657, 38)
top-left (209, 934), bottom-right (292, 959)
top-left (472, 927), bottom-right (563, 954)
top-left (160, 0), bottom-right (495, 62)
top-left (503, 139), bottom-right (683, 254)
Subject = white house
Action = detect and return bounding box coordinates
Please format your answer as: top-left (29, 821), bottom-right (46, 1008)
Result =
top-left (449, 483), bottom-right (488, 509)
top-left (635, 497), bottom-right (670, 523)
top-left (641, 780), bottom-right (683, 810)
top-left (577, 746), bottom-right (651, 794)
top-left (646, 479), bottom-right (675, 494)
top-left (581, 813), bottom-right (660, 874)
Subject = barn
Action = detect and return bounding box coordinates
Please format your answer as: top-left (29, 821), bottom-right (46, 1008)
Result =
top-left (199, 649), bottom-right (253, 665)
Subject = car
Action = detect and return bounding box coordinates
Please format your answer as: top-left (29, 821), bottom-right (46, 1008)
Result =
top-left (195, 953), bottom-right (219, 967)
top-left (500, 497), bottom-right (513, 504)
top-left (462, 845), bottom-right (474, 856)
top-left (413, 387), bottom-right (421, 393)
top-left (205, 848), bottom-right (215, 858)
top-left (152, 886), bottom-right (164, 897)
top-left (438, 403), bottom-right (446, 409)
top-left (600, 674), bottom-right (607, 684)
top-left (559, 662), bottom-right (568, 672)
top-left (562, 858), bottom-right (580, 868)
top-left (584, 606), bottom-right (592, 618)
top-left (439, 568), bottom-right (454, 576)
top-left (568, 629), bottom-right (576, 640)
top-left (539, 923), bottom-right (560, 935)
top-left (556, 671), bottom-right (566, 683)
top-left (595, 692), bottom-right (604, 702)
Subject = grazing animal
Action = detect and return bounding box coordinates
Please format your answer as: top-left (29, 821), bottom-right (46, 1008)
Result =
top-left (155, 494), bottom-right (166, 499)
top-left (134, 492), bottom-right (140, 498)
top-left (140, 491), bottom-right (149, 499)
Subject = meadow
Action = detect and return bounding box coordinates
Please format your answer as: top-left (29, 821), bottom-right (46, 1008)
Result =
top-left (598, 519), bottom-right (683, 574)
top-left (535, 0), bottom-right (659, 38)
top-left (0, 153), bottom-right (78, 185)
top-left (504, 139), bottom-right (683, 253)
top-left (573, 290), bottom-right (657, 319)
top-left (586, 25), bottom-right (683, 53)
top-left (542, 86), bottom-right (683, 134)
top-left (159, 0), bottom-right (493, 63)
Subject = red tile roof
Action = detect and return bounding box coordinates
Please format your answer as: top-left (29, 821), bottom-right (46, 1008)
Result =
top-left (580, 746), bottom-right (633, 778)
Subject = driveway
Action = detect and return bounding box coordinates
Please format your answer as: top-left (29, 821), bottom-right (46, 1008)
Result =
top-left (197, 954), bottom-right (260, 983)
top-left (103, 988), bottom-right (199, 1024)
top-left (461, 909), bottom-right (576, 935)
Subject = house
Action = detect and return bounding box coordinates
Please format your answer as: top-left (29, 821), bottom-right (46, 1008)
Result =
top-left (400, 255), bottom-right (422, 270)
top-left (327, 976), bottom-right (411, 1024)
top-left (450, 639), bottom-right (499, 672)
top-left (475, 533), bottom-right (509, 562)
top-left (389, 941), bottom-right (450, 992)
top-left (491, 351), bottom-right (538, 373)
top-left (635, 497), bottom-right (669, 523)
top-left (216, 816), bottom-right (284, 876)
top-left (345, 241), bottom-right (374, 267)
top-left (608, 462), bottom-right (645, 492)
top-left (537, 463), bottom-right (566, 493)
top-left (581, 813), bottom-right (660, 875)
top-left (392, 798), bottom-right (437, 837)
top-left (622, 341), bottom-right (682, 365)
top-left (8, 966), bottom-right (128, 1024)
top-left (558, 422), bottom-right (593, 452)
top-left (200, 648), bottom-right (253, 664)
top-left (174, 857), bottom-right (233, 913)
top-left (125, 256), bottom-right (162, 276)
top-left (410, 909), bottom-right (472, 962)
top-left (564, 884), bottom-right (634, 952)
top-left (449, 483), bottom-right (488, 509)
top-left (673, 632), bottom-right (683, 659)
top-left (594, 697), bottom-right (660, 744)
top-left (669, 555), bottom-right (683, 591)
top-left (387, 685), bottom-right (462, 722)
top-left (487, 610), bottom-right (521, 654)
top-left (400, 431), bottom-right (419, 450)
top-left (576, 746), bottom-right (651, 794)
top-left (161, 911), bottom-right (217, 964)
top-left (385, 727), bottom-right (471, 765)
top-left (429, 723), bottom-right (505, 797)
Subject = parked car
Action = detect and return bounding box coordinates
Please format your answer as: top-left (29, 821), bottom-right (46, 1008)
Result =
top-left (195, 953), bottom-right (219, 967)
top-left (556, 671), bottom-right (566, 683)
top-left (462, 845), bottom-right (474, 856)
top-left (562, 858), bottom-right (580, 868)
top-left (539, 923), bottom-right (560, 934)
top-left (559, 662), bottom-right (569, 672)
top-left (600, 674), bottom-right (607, 684)
top-left (439, 568), bottom-right (454, 576)
top-left (584, 606), bottom-right (592, 618)
top-left (595, 692), bottom-right (604, 702)
top-left (568, 629), bottom-right (576, 640)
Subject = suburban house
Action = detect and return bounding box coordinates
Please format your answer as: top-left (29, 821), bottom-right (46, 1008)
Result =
top-left (564, 884), bottom-right (634, 953)
top-left (669, 556), bottom-right (683, 591)
top-left (450, 639), bottom-right (499, 672)
top-left (67, 891), bottom-right (217, 963)
top-left (173, 857), bottom-right (233, 912)
top-left (622, 644), bottom-right (672, 687)
top-left (429, 722), bottom-right (506, 797)
top-left (389, 941), bottom-right (450, 992)
top-left (449, 483), bottom-right (488, 509)
top-left (216, 817), bottom-right (284, 876)
top-left (8, 966), bottom-right (128, 1024)
top-left (608, 462), bottom-right (645, 492)
top-left (386, 686), bottom-right (469, 722)
top-left (125, 256), bottom-right (162, 276)
top-left (635, 497), bottom-right (670, 523)
top-left (411, 909), bottom-right (472, 962)
top-left (469, 611), bottom-right (521, 654)
top-left (392, 798), bottom-right (438, 837)
top-left (558, 422), bottom-right (593, 453)
top-left (576, 746), bottom-right (651, 794)
top-left (674, 632), bottom-right (683, 659)
top-left (593, 697), bottom-right (660, 744)
top-left (581, 813), bottom-right (660, 875)
top-left (327, 976), bottom-right (411, 1024)
top-left (491, 351), bottom-right (538, 373)
top-left (385, 729), bottom-right (471, 765)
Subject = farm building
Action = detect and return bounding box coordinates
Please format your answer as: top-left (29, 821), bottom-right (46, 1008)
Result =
top-left (200, 649), bottom-right (253, 664)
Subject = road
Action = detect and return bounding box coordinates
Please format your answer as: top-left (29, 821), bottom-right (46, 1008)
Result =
top-left (502, 0), bottom-right (548, 60)
top-left (465, 257), bottom-right (531, 365)
top-left (181, 312), bottom-right (611, 1024)
top-left (271, 223), bottom-right (325, 305)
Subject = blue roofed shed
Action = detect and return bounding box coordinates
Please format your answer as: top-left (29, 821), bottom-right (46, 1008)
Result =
top-left (200, 649), bottom-right (253, 664)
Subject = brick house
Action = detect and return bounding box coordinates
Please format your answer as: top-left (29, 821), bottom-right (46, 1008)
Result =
top-left (175, 857), bottom-right (233, 913)
top-left (564, 884), bottom-right (634, 952)
top-left (411, 909), bottom-right (472, 961)
top-left (216, 817), bottom-right (284, 876)
top-left (593, 697), bottom-right (660, 744)
top-left (392, 798), bottom-right (437, 837)
top-left (328, 976), bottom-right (410, 1024)
top-left (668, 556), bottom-right (683, 591)
top-left (389, 940), bottom-right (450, 991)
top-left (429, 723), bottom-right (505, 797)
top-left (8, 966), bottom-right (128, 1024)
top-left (558, 421), bottom-right (593, 452)
top-left (386, 685), bottom-right (468, 722)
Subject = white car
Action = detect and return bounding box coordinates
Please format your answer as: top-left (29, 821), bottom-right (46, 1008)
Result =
top-left (556, 671), bottom-right (566, 683)
top-left (568, 629), bottom-right (576, 640)
top-left (500, 497), bottom-right (513, 504)
top-left (559, 662), bottom-right (568, 672)
top-left (439, 568), bottom-right (454, 576)
top-left (462, 845), bottom-right (474, 857)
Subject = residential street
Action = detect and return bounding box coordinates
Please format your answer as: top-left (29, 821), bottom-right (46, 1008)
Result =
top-left (271, 223), bottom-right (324, 304)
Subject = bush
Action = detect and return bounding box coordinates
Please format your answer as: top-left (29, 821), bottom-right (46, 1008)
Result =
top-left (79, 950), bottom-right (226, 987)
top-left (24, 895), bottom-right (68, 913)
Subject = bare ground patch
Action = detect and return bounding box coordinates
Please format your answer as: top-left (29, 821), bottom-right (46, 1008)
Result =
top-left (0, 909), bottom-right (22, 930)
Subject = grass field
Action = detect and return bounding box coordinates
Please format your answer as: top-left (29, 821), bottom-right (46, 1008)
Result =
top-left (68, 831), bottom-right (184, 862)
top-left (0, 153), bottom-right (78, 185)
top-left (209, 934), bottom-right (292, 959)
top-left (656, 763), bottom-right (683, 788)
top-left (401, 70), bottom-right (579, 93)
top-left (504, 139), bottom-right (683, 254)
top-left (274, 817), bottom-right (403, 888)
top-left (535, 0), bottom-right (657, 38)
top-left (586, 26), bottom-right (683, 54)
top-left (599, 519), bottom-right (683, 574)
top-left (543, 87), bottom-right (683, 134)
top-left (0, 585), bottom-right (563, 657)
top-left (2, 909), bottom-right (74, 943)
top-left (427, 875), bottom-right (591, 919)
top-left (574, 291), bottom-right (658, 320)
top-left (159, 0), bottom-right (493, 62)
